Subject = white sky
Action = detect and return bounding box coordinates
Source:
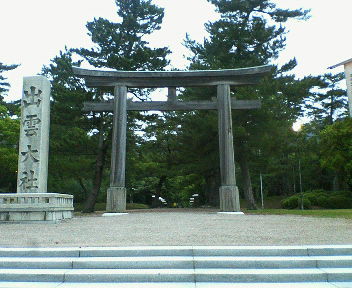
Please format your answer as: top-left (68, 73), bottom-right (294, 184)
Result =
top-left (1, 0), bottom-right (351, 102)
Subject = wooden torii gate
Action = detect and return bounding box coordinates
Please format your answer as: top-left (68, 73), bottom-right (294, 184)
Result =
top-left (73, 65), bottom-right (271, 212)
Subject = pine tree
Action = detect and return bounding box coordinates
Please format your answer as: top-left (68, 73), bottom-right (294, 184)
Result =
top-left (306, 72), bottom-right (348, 125)
top-left (74, 0), bottom-right (169, 72)
top-left (0, 62), bottom-right (19, 102)
top-left (42, 49), bottom-right (97, 204)
top-left (184, 0), bottom-right (312, 208)
top-left (72, 0), bottom-right (171, 212)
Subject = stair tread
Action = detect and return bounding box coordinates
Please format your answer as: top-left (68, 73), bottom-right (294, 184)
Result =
top-left (0, 283), bottom-right (196, 288)
top-left (0, 268), bottom-right (349, 274)
top-left (1, 282), bottom-right (352, 288)
top-left (1, 255), bottom-right (352, 261)
top-left (195, 283), bottom-right (350, 288)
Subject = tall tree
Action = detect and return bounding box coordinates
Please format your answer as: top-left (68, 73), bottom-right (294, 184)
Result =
top-left (306, 72), bottom-right (348, 126)
top-left (74, 0), bottom-right (169, 72)
top-left (0, 62), bottom-right (19, 102)
top-left (320, 118), bottom-right (352, 190)
top-left (0, 104), bottom-right (19, 192)
top-left (73, 0), bottom-right (171, 212)
top-left (184, 0), bottom-right (312, 208)
top-left (0, 62), bottom-right (20, 192)
top-left (42, 49), bottom-right (98, 203)
top-left (302, 73), bottom-right (348, 191)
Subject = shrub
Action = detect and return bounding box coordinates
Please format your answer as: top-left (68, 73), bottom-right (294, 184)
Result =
top-left (329, 196), bottom-right (352, 209)
top-left (302, 198), bottom-right (312, 209)
top-left (317, 195), bottom-right (329, 208)
top-left (281, 190), bottom-right (352, 209)
top-left (281, 195), bottom-right (311, 209)
top-left (281, 196), bottom-right (299, 209)
top-left (304, 192), bottom-right (319, 206)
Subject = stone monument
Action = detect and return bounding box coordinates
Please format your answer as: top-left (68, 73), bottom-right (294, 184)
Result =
top-left (0, 76), bottom-right (74, 222)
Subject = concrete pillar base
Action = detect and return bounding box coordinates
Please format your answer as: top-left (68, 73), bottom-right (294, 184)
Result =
top-left (219, 185), bottom-right (240, 212)
top-left (106, 187), bottom-right (126, 212)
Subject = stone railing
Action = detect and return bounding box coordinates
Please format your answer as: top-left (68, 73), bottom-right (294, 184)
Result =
top-left (0, 193), bottom-right (73, 210)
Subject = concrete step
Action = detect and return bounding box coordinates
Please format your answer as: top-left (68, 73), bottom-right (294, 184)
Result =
top-left (193, 245), bottom-right (352, 257)
top-left (1, 245), bottom-right (351, 257)
top-left (195, 283), bottom-right (352, 288)
top-left (1, 282), bottom-right (352, 288)
top-left (0, 246), bottom-right (351, 285)
top-left (0, 268), bottom-right (351, 283)
top-left (1, 255), bottom-right (352, 269)
top-left (194, 256), bottom-right (352, 269)
top-left (0, 247), bottom-right (80, 257)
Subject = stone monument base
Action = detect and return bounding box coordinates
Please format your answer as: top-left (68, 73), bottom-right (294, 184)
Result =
top-left (0, 193), bottom-right (74, 223)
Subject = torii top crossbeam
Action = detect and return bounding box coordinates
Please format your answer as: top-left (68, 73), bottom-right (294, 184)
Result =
top-left (72, 65), bottom-right (272, 88)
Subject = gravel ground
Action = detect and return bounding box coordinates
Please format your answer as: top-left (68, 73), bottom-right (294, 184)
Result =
top-left (0, 209), bottom-right (351, 247)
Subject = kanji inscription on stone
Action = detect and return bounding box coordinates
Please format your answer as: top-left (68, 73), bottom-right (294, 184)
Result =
top-left (23, 86), bottom-right (42, 107)
top-left (21, 145), bottom-right (39, 162)
top-left (23, 114), bottom-right (41, 136)
top-left (17, 76), bottom-right (51, 193)
top-left (19, 170), bottom-right (38, 190)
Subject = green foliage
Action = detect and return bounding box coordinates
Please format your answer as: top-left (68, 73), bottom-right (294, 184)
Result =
top-left (41, 0), bottom-right (172, 212)
top-left (281, 195), bottom-right (311, 209)
top-left (186, 0), bottom-right (309, 68)
top-left (0, 62), bottom-right (19, 101)
top-left (281, 195), bottom-right (299, 209)
top-left (128, 112), bottom-right (207, 207)
top-left (0, 104), bottom-right (20, 192)
top-left (0, 0), bottom-right (345, 212)
top-left (320, 118), bottom-right (352, 189)
top-left (183, 0), bottom-right (316, 207)
top-left (306, 73), bottom-right (348, 125)
top-left (74, 0), bottom-right (170, 71)
top-left (281, 190), bottom-right (352, 209)
top-left (49, 178), bottom-right (89, 203)
top-left (247, 209), bottom-right (352, 219)
top-left (127, 203), bottom-right (150, 210)
top-left (329, 195), bottom-right (352, 209)
top-left (42, 49), bottom-right (98, 203)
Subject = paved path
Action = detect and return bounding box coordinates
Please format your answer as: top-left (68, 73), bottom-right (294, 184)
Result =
top-left (0, 209), bottom-right (351, 247)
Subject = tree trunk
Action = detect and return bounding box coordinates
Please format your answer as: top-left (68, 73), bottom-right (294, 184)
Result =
top-left (237, 153), bottom-right (257, 210)
top-left (332, 174), bottom-right (340, 191)
top-left (82, 122), bottom-right (107, 213)
top-left (78, 177), bottom-right (89, 200)
top-left (152, 175), bottom-right (166, 208)
top-left (204, 172), bottom-right (220, 207)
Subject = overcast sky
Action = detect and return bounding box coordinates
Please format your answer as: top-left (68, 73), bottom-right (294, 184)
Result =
top-left (1, 0), bottom-right (351, 102)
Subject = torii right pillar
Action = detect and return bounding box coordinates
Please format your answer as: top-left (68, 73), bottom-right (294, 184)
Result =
top-left (217, 84), bottom-right (240, 212)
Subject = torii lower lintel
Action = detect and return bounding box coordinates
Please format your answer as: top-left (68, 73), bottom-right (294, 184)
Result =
top-left (83, 99), bottom-right (261, 112)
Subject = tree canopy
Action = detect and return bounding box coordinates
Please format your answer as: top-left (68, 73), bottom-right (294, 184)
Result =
top-left (0, 62), bottom-right (19, 101)
top-left (1, 0), bottom-right (350, 210)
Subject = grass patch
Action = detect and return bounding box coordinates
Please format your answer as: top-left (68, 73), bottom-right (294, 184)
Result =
top-left (126, 203), bottom-right (150, 210)
top-left (245, 209), bottom-right (352, 219)
top-left (240, 196), bottom-right (286, 209)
